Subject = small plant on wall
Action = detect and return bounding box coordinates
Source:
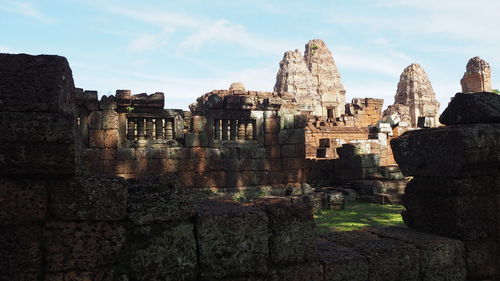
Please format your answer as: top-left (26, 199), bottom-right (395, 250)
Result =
top-left (126, 106), bottom-right (134, 112)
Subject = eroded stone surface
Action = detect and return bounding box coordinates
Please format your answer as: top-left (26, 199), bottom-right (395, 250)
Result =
top-left (128, 174), bottom-right (195, 225)
top-left (196, 200), bottom-right (269, 279)
top-left (0, 178), bottom-right (47, 224)
top-left (128, 222), bottom-right (197, 281)
top-left (49, 176), bottom-right (127, 221)
top-left (391, 124), bottom-right (500, 177)
top-left (384, 63), bottom-right (440, 127)
top-left (0, 225), bottom-right (42, 280)
top-left (274, 39), bottom-right (345, 117)
top-left (440, 92), bottom-right (500, 125)
top-left (461, 56), bottom-right (492, 93)
top-left (44, 222), bottom-right (125, 271)
top-left (253, 198), bottom-right (316, 265)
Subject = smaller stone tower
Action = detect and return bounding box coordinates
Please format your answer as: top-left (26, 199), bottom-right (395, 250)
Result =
top-left (460, 56), bottom-right (492, 93)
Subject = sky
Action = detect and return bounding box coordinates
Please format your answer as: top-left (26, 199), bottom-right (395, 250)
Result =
top-left (1, 0), bottom-right (499, 110)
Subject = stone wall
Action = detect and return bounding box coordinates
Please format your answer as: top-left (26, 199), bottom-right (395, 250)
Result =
top-left (79, 87), bottom-right (307, 195)
top-left (391, 92), bottom-right (500, 280)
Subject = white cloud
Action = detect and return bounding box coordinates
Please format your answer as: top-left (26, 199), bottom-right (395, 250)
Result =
top-left (0, 45), bottom-right (15, 53)
top-left (128, 33), bottom-right (169, 51)
top-left (335, 46), bottom-right (412, 77)
top-left (372, 38), bottom-right (391, 48)
top-left (109, 6), bottom-right (200, 28)
top-left (332, 1), bottom-right (500, 42)
top-left (178, 19), bottom-right (288, 55)
top-left (108, 5), bottom-right (290, 56)
top-left (2, 1), bottom-right (54, 23)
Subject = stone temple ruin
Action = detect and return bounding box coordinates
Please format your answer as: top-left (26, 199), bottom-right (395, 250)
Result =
top-left (0, 44), bottom-right (499, 280)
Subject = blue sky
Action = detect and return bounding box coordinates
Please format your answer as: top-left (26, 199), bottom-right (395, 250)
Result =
top-left (1, 0), bottom-right (499, 110)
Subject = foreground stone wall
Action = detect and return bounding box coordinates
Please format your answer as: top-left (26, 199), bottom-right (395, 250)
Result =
top-left (392, 92), bottom-right (500, 280)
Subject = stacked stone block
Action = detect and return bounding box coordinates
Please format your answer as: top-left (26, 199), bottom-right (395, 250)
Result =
top-left (391, 92), bottom-right (500, 280)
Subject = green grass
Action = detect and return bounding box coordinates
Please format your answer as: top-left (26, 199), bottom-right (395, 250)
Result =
top-left (314, 202), bottom-right (405, 233)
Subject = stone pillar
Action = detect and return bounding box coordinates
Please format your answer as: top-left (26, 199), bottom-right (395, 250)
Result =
top-left (214, 119), bottom-right (221, 140)
top-left (222, 120), bottom-right (229, 140)
top-left (238, 120), bottom-right (246, 140)
top-left (230, 120), bottom-right (237, 141)
top-left (127, 119), bottom-right (136, 140)
top-left (136, 118), bottom-right (145, 140)
top-left (145, 118), bottom-right (153, 139)
top-left (391, 92), bottom-right (500, 280)
top-left (155, 118), bottom-right (163, 140)
top-left (165, 119), bottom-right (174, 140)
top-left (245, 121), bottom-right (253, 140)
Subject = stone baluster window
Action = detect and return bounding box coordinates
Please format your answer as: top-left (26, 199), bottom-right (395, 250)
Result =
top-left (126, 116), bottom-right (175, 142)
top-left (136, 117), bottom-right (145, 140)
top-left (214, 119), bottom-right (256, 141)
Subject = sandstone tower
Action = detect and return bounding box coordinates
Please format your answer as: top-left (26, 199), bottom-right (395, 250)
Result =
top-left (384, 64), bottom-right (440, 127)
top-left (274, 39), bottom-right (345, 117)
top-left (460, 56), bottom-right (492, 93)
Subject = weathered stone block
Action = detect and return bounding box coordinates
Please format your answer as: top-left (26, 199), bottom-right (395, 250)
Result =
top-left (0, 112), bottom-right (75, 143)
top-left (196, 200), bottom-right (268, 279)
top-left (88, 111), bottom-right (102, 129)
top-left (49, 176), bottom-right (127, 221)
top-left (159, 158), bottom-right (179, 173)
top-left (128, 222), bottom-right (197, 281)
top-left (103, 129), bottom-right (118, 148)
top-left (0, 143), bottom-right (76, 176)
top-left (164, 147), bottom-right (188, 159)
top-left (391, 124), bottom-right (500, 177)
top-left (116, 148), bottom-right (136, 160)
top-left (185, 133), bottom-right (201, 147)
top-left (195, 172), bottom-right (226, 188)
top-left (0, 225), bottom-right (42, 279)
top-left (282, 159), bottom-right (304, 170)
top-left (101, 110), bottom-right (118, 129)
top-left (225, 171), bottom-right (243, 187)
top-left (317, 239), bottom-right (368, 281)
top-left (269, 262), bottom-right (323, 281)
top-left (0, 54), bottom-right (75, 114)
top-left (44, 271), bottom-right (118, 281)
top-left (440, 92), bottom-right (500, 125)
top-left (367, 227), bottom-right (467, 281)
top-left (254, 199), bottom-right (316, 265)
top-left (82, 148), bottom-right (101, 162)
top-left (128, 174), bottom-right (195, 225)
top-left (178, 171), bottom-right (195, 188)
top-left (238, 146), bottom-right (266, 159)
top-left (44, 222), bottom-right (125, 271)
top-left (0, 178), bottom-right (47, 224)
top-left (278, 129), bottom-right (304, 144)
top-left (266, 145), bottom-right (281, 158)
top-left (463, 238), bottom-right (498, 280)
top-left (321, 231), bottom-right (420, 281)
top-left (403, 190), bottom-right (497, 241)
top-left (265, 133), bottom-right (278, 145)
top-left (89, 129), bottom-right (105, 148)
top-left (354, 154), bottom-right (380, 168)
